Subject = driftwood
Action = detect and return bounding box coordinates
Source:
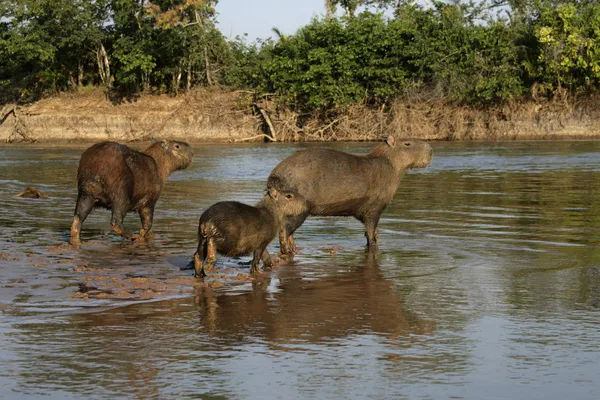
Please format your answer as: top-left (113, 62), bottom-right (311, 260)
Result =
top-left (2, 105), bottom-right (37, 143)
top-left (233, 134), bottom-right (275, 143)
top-left (252, 104), bottom-right (277, 142)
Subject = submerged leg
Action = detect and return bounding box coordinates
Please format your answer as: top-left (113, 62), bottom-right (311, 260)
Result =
top-left (69, 194), bottom-right (95, 246)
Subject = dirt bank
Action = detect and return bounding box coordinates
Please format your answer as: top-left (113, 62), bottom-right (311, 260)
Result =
top-left (2, 88), bottom-right (600, 142)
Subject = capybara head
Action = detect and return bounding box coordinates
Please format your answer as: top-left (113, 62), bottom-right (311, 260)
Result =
top-left (143, 139), bottom-right (193, 178)
top-left (263, 187), bottom-right (307, 219)
top-left (371, 136), bottom-right (433, 171)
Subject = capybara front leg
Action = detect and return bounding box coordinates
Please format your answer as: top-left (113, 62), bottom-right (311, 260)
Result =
top-left (111, 208), bottom-right (132, 240)
top-left (135, 206), bottom-right (154, 242)
top-left (261, 249), bottom-right (273, 271)
top-left (69, 194), bottom-right (95, 246)
top-left (364, 213), bottom-right (381, 250)
top-left (278, 227), bottom-right (290, 255)
top-left (287, 235), bottom-right (297, 253)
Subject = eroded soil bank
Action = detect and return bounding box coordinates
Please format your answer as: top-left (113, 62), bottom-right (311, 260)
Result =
top-left (2, 88), bottom-right (600, 143)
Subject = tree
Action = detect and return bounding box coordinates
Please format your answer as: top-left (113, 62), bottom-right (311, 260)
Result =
top-left (0, 0), bottom-right (110, 102)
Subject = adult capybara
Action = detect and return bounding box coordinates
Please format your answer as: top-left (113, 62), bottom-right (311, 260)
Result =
top-left (69, 139), bottom-right (193, 246)
top-left (267, 136), bottom-right (433, 253)
top-left (193, 188), bottom-right (305, 277)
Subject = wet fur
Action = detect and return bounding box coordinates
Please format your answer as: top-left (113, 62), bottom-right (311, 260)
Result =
top-left (69, 140), bottom-right (193, 245)
top-left (267, 137), bottom-right (433, 251)
top-left (194, 192), bottom-right (305, 277)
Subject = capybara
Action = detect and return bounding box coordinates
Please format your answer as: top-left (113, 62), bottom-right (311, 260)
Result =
top-left (69, 139), bottom-right (193, 246)
top-left (193, 188), bottom-right (305, 277)
top-left (16, 186), bottom-right (48, 199)
top-left (267, 136), bottom-right (433, 253)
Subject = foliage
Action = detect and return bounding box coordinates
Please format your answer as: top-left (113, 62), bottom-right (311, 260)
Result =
top-left (2, 0), bottom-right (600, 111)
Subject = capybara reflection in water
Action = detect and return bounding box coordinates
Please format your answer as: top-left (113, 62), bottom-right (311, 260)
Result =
top-left (193, 188), bottom-right (305, 277)
top-left (267, 136), bottom-right (433, 253)
top-left (69, 139), bottom-right (193, 246)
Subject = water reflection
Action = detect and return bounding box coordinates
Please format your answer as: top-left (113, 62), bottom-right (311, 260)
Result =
top-left (194, 253), bottom-right (434, 342)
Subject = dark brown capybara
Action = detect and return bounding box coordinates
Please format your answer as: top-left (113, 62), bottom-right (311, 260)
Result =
top-left (193, 188), bottom-right (305, 277)
top-left (69, 139), bottom-right (193, 246)
top-left (267, 136), bottom-right (433, 253)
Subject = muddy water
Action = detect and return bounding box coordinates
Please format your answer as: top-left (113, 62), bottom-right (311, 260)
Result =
top-left (1, 141), bottom-right (600, 399)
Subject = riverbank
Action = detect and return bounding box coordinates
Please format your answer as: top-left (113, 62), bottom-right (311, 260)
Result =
top-left (2, 88), bottom-right (600, 143)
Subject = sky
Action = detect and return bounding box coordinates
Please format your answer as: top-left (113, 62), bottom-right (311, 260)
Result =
top-left (215, 0), bottom-right (330, 42)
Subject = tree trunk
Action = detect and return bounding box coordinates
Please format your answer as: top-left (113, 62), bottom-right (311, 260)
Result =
top-left (173, 67), bottom-right (182, 94)
top-left (186, 63), bottom-right (192, 91)
top-left (325, 0), bottom-right (333, 20)
top-left (97, 41), bottom-right (112, 90)
top-left (204, 47), bottom-right (213, 86)
top-left (77, 61), bottom-right (84, 88)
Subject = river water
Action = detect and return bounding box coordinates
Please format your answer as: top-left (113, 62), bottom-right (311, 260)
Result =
top-left (0, 141), bottom-right (599, 399)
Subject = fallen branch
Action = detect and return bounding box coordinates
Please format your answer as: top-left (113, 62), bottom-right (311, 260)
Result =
top-left (254, 105), bottom-right (277, 141)
top-left (233, 134), bottom-right (274, 142)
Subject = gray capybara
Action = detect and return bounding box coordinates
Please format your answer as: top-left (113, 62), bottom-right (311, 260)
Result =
top-left (69, 139), bottom-right (193, 246)
top-left (193, 188), bottom-right (305, 277)
top-left (267, 136), bottom-right (433, 253)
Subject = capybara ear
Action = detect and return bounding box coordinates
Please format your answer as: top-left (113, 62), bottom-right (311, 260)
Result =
top-left (161, 139), bottom-right (169, 149)
top-left (269, 188), bottom-right (279, 199)
top-left (385, 136), bottom-right (396, 148)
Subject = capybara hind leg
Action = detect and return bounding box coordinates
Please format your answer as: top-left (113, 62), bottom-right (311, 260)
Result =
top-left (261, 249), bottom-right (273, 270)
top-left (194, 241), bottom-right (206, 278)
top-left (250, 247), bottom-right (265, 275)
top-left (69, 195), bottom-right (95, 246)
top-left (203, 237), bottom-right (217, 272)
top-left (111, 208), bottom-right (132, 239)
top-left (135, 206), bottom-right (154, 242)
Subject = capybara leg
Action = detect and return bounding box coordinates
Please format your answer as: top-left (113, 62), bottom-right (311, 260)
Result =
top-left (287, 235), bottom-right (297, 253)
top-left (280, 212), bottom-right (308, 255)
top-left (261, 249), bottom-right (273, 270)
top-left (111, 208), bottom-right (132, 239)
top-left (364, 214), bottom-right (381, 250)
top-left (136, 206), bottom-right (154, 241)
top-left (250, 247), bottom-right (264, 275)
top-left (204, 237), bottom-right (217, 272)
top-left (69, 195), bottom-right (95, 246)
top-left (194, 237), bottom-right (208, 277)
top-left (279, 228), bottom-right (290, 255)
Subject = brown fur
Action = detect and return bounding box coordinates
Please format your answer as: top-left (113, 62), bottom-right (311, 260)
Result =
top-left (193, 189), bottom-right (305, 277)
top-left (267, 137), bottom-right (433, 253)
top-left (16, 187), bottom-right (48, 199)
top-left (69, 139), bottom-right (193, 246)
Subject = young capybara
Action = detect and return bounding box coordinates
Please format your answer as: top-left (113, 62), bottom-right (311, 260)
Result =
top-left (69, 139), bottom-right (193, 246)
top-left (267, 136), bottom-right (433, 253)
top-left (193, 188), bottom-right (305, 277)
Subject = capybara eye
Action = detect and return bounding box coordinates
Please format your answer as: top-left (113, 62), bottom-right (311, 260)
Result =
top-left (285, 194), bottom-right (293, 199)
top-left (175, 144), bottom-right (180, 149)
top-left (404, 142), bottom-right (411, 147)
